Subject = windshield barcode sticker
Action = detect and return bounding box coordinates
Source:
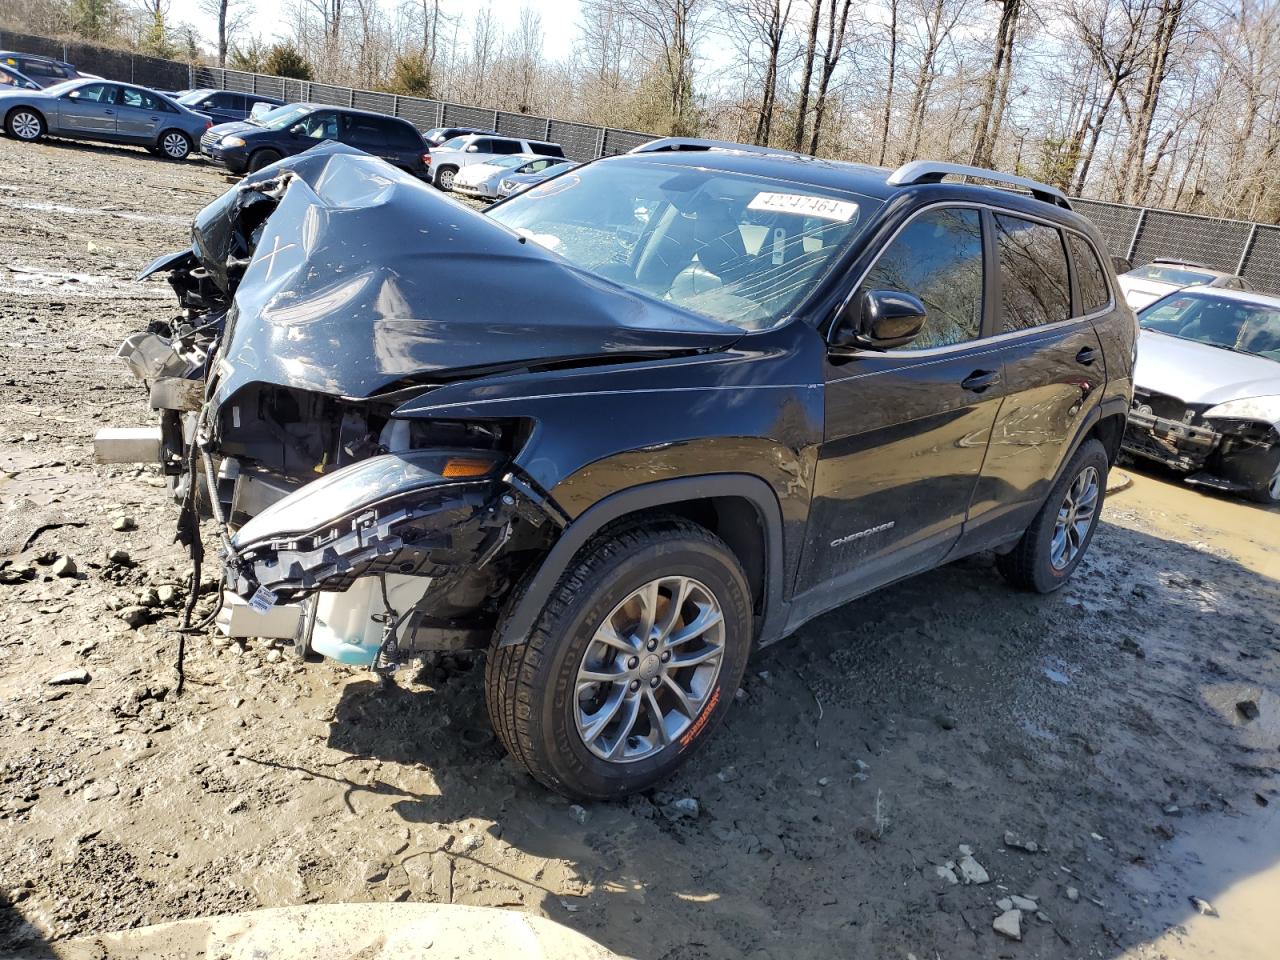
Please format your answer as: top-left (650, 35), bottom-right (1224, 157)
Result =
top-left (248, 585), bottom-right (276, 613)
top-left (748, 192), bottom-right (858, 222)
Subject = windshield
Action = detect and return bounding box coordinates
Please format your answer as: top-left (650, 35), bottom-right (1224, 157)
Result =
top-left (257, 104), bottom-right (311, 130)
top-left (41, 80), bottom-right (81, 97)
top-left (437, 136), bottom-right (467, 150)
top-left (1128, 264), bottom-right (1217, 286)
top-left (486, 156), bottom-right (529, 169)
top-left (487, 157), bottom-right (875, 331)
top-left (176, 90), bottom-right (210, 105)
top-left (1140, 292), bottom-right (1280, 362)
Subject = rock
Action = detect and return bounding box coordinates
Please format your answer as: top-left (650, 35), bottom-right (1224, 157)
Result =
top-left (756, 670), bottom-right (771, 682)
top-left (934, 862), bottom-right (959, 885)
top-left (996, 897), bottom-right (1013, 911)
top-left (117, 606), bottom-right (151, 628)
top-left (1163, 803), bottom-right (1182, 816)
top-left (957, 844), bottom-right (973, 856)
top-left (105, 547), bottom-right (133, 566)
top-left (1065, 886), bottom-right (1080, 902)
top-left (156, 584), bottom-right (178, 605)
top-left (662, 797), bottom-right (700, 820)
top-left (993, 909), bottom-right (1022, 941)
top-left (51, 555), bottom-right (77, 577)
top-left (224, 797), bottom-right (247, 815)
top-left (817, 776), bottom-right (831, 787)
top-left (85, 781), bottom-right (119, 801)
top-left (458, 833), bottom-right (484, 852)
top-left (111, 515), bottom-right (136, 532)
top-left (1036, 911), bottom-right (1052, 923)
top-left (1004, 830), bottom-right (1039, 853)
top-left (717, 766), bottom-right (740, 783)
top-left (1236, 699), bottom-right (1260, 721)
top-left (1011, 895), bottom-right (1038, 911)
top-left (137, 588), bottom-right (161, 608)
top-left (853, 758), bottom-right (871, 774)
top-left (935, 714), bottom-right (957, 730)
top-left (734, 688), bottom-right (748, 703)
top-left (568, 804), bottom-right (588, 825)
top-left (265, 649), bottom-right (282, 664)
top-left (1189, 896), bottom-right (1218, 917)
top-left (48, 668), bottom-right (90, 686)
top-left (957, 853), bottom-right (989, 884)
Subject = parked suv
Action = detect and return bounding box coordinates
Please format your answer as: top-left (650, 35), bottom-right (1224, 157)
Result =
top-left (200, 102), bottom-right (429, 176)
top-left (176, 89), bottom-right (285, 126)
top-left (102, 144), bottom-right (1134, 799)
top-left (422, 125), bottom-right (494, 148)
top-left (429, 133), bottom-right (565, 189)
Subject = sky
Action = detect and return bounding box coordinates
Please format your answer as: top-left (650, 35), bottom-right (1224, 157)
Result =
top-left (166, 0), bottom-right (586, 61)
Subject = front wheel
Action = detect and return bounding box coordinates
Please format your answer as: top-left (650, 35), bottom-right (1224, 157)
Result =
top-left (247, 149), bottom-right (281, 173)
top-left (485, 519), bottom-right (752, 799)
top-left (435, 166), bottom-right (457, 190)
top-left (6, 108), bottom-right (45, 142)
top-left (997, 438), bottom-right (1109, 592)
top-left (1246, 449), bottom-right (1280, 504)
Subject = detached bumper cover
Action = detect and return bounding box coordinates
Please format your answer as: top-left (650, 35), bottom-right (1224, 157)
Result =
top-left (1122, 409), bottom-right (1220, 470)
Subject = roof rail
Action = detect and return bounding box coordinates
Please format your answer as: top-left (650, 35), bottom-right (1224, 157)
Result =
top-left (887, 160), bottom-right (1072, 210)
top-left (629, 136), bottom-right (806, 158)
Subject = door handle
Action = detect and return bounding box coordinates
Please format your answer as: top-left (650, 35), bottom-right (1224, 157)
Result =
top-left (1076, 347), bottom-right (1098, 365)
top-left (961, 369), bottom-right (1000, 392)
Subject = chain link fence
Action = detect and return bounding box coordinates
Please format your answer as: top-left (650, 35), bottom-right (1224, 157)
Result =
top-left (3, 29), bottom-right (1279, 294)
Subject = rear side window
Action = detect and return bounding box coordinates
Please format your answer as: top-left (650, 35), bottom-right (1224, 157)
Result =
top-left (21, 59), bottom-right (66, 79)
top-left (386, 121), bottom-right (423, 149)
top-left (859, 207), bottom-right (985, 351)
top-left (995, 214), bottom-right (1071, 331)
top-left (491, 139), bottom-right (524, 155)
top-left (1067, 234), bottom-right (1111, 314)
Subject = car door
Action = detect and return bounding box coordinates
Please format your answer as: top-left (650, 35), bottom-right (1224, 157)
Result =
top-left (114, 86), bottom-right (169, 142)
top-left (962, 211), bottom-right (1106, 550)
top-left (793, 205), bottom-right (1006, 610)
top-left (54, 82), bottom-right (118, 135)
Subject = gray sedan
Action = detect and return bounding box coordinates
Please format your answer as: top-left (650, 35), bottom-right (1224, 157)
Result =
top-left (0, 78), bottom-right (212, 159)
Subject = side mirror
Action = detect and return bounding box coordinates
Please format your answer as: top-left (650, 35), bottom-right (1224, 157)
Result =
top-left (831, 289), bottom-right (928, 351)
top-left (289, 124), bottom-right (304, 136)
top-left (1111, 255), bottom-right (1132, 275)
top-left (466, 144), bottom-right (479, 152)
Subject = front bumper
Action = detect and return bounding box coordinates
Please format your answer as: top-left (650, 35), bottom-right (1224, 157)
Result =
top-left (452, 181), bottom-right (496, 199)
top-left (1122, 409), bottom-right (1220, 470)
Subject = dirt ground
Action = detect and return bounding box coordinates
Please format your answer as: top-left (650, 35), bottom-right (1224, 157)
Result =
top-left (2, 135), bottom-right (1279, 960)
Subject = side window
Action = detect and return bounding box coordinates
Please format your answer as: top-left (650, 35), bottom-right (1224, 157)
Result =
top-left (386, 121), bottom-right (423, 149)
top-left (119, 87), bottom-right (164, 110)
top-left (1067, 233), bottom-right (1111, 315)
top-left (300, 111), bottom-right (339, 139)
top-left (491, 139), bottom-right (523, 155)
top-left (534, 141), bottom-right (565, 158)
top-left (995, 214), bottom-right (1071, 331)
top-left (469, 138), bottom-right (492, 152)
top-left (858, 207), bottom-right (985, 351)
top-left (67, 83), bottom-right (114, 103)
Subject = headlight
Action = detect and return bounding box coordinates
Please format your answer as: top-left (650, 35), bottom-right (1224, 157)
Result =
top-left (221, 135), bottom-right (246, 148)
top-left (499, 179), bottom-right (515, 191)
top-left (1202, 396), bottom-right (1280, 426)
top-left (233, 448), bottom-right (502, 547)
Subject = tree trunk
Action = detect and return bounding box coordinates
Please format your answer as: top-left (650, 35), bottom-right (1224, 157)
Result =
top-left (876, 0), bottom-right (898, 166)
top-left (807, 0), bottom-right (852, 155)
top-left (969, 0), bottom-right (1021, 168)
top-left (790, 0), bottom-right (822, 152)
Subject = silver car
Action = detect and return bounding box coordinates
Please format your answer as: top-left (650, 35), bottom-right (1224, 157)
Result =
top-left (428, 133), bottom-right (564, 190)
top-left (495, 159), bottom-right (579, 198)
top-left (453, 155), bottom-right (572, 200)
top-left (1123, 288), bottom-right (1280, 502)
top-left (1116, 258), bottom-right (1250, 311)
top-left (0, 78), bottom-right (212, 159)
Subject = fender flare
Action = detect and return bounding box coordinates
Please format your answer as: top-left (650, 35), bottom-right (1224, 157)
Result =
top-left (1054, 393), bottom-right (1129, 484)
top-left (498, 473), bottom-right (786, 648)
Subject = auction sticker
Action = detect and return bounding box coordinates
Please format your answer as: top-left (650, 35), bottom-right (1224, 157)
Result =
top-left (748, 192), bottom-right (858, 222)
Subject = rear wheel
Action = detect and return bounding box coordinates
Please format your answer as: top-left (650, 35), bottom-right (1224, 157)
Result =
top-left (6, 108), bottom-right (45, 142)
top-left (435, 166), bottom-right (458, 190)
top-left (997, 438), bottom-right (1109, 592)
top-left (158, 130), bottom-right (191, 160)
top-left (485, 519), bottom-right (752, 799)
top-left (247, 149), bottom-right (281, 173)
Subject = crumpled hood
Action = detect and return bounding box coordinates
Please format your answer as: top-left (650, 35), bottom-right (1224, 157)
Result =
top-left (1135, 329), bottom-right (1280, 405)
top-left (207, 143), bottom-right (741, 403)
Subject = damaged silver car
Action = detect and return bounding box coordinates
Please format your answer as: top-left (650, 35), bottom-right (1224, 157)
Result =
top-left (1123, 288), bottom-right (1280, 503)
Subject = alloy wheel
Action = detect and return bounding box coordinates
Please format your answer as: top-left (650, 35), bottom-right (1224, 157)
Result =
top-left (1050, 465), bottom-right (1099, 570)
top-left (162, 132), bottom-right (189, 158)
top-left (439, 169), bottom-right (455, 189)
top-left (11, 112), bottom-right (41, 141)
top-left (1268, 464), bottom-right (1280, 502)
top-left (574, 576), bottom-right (725, 763)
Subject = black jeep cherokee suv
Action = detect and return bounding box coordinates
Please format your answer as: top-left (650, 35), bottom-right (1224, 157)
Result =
top-left (104, 142), bottom-right (1135, 799)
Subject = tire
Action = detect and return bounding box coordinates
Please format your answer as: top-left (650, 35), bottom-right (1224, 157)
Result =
top-left (247, 149), bottom-right (281, 173)
top-left (1245, 449), bottom-right (1280, 504)
top-left (435, 166), bottom-right (458, 190)
top-left (485, 518), bottom-right (753, 800)
top-left (997, 438), bottom-right (1109, 593)
top-left (6, 108), bottom-right (45, 142)
top-left (158, 130), bottom-right (191, 160)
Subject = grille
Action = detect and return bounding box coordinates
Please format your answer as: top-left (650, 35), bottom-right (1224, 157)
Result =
top-left (200, 130), bottom-right (220, 149)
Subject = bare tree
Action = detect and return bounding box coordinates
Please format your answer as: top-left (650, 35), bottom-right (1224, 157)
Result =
top-left (970, 0), bottom-right (1023, 166)
top-left (877, 0), bottom-right (900, 165)
top-left (806, 0), bottom-right (853, 153)
top-left (198, 0), bottom-right (246, 67)
top-left (622, 0), bottom-right (707, 135)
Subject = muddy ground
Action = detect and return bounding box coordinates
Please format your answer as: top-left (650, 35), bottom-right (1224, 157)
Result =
top-left (1, 136), bottom-right (1279, 960)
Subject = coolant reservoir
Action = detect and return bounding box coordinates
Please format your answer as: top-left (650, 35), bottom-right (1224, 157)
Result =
top-left (309, 574), bottom-right (428, 665)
